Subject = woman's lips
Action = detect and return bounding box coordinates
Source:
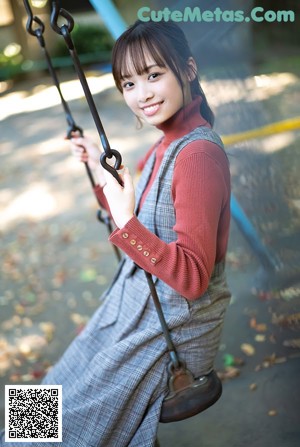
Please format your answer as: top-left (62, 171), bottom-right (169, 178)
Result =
top-left (142, 102), bottom-right (162, 117)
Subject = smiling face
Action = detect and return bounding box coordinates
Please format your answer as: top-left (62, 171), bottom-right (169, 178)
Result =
top-left (120, 52), bottom-right (192, 127)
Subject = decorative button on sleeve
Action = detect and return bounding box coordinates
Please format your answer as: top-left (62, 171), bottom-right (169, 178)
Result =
top-left (109, 217), bottom-right (162, 276)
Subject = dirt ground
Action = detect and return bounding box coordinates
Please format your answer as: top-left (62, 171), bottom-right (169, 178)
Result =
top-left (1, 61), bottom-right (300, 446)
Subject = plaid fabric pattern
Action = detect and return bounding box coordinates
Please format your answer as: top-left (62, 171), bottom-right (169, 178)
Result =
top-left (1, 126), bottom-right (230, 447)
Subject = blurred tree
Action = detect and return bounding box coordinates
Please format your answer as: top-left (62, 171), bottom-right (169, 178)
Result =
top-left (59, 0), bottom-right (94, 12)
top-left (253, 0), bottom-right (300, 54)
top-left (53, 23), bottom-right (114, 57)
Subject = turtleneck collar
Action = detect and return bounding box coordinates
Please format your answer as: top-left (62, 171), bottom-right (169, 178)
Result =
top-left (156, 96), bottom-right (210, 144)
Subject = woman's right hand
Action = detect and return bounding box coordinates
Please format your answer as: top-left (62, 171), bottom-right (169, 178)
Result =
top-left (70, 132), bottom-right (101, 171)
top-left (70, 132), bottom-right (107, 186)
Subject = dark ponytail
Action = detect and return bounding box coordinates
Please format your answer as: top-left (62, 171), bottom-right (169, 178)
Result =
top-left (190, 78), bottom-right (214, 127)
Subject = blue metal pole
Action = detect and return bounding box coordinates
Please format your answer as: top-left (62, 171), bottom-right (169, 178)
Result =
top-left (230, 195), bottom-right (278, 271)
top-left (88, 0), bottom-right (127, 40)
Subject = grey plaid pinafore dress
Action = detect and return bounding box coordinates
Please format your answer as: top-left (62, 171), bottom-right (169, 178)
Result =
top-left (1, 126), bottom-right (231, 447)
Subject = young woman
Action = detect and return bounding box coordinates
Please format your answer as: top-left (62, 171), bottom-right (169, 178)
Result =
top-left (1, 20), bottom-right (231, 447)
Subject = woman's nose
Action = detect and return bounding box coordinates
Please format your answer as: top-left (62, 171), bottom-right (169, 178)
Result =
top-left (137, 83), bottom-right (154, 103)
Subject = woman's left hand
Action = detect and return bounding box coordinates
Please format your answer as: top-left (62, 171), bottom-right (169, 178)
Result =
top-left (103, 167), bottom-right (135, 228)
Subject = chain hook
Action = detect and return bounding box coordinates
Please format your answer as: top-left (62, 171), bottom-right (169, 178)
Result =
top-left (100, 151), bottom-right (123, 186)
top-left (23, 0), bottom-right (45, 38)
top-left (50, 1), bottom-right (74, 36)
top-left (60, 24), bottom-right (74, 51)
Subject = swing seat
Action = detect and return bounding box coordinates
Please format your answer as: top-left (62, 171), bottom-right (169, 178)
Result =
top-left (160, 369), bottom-right (222, 423)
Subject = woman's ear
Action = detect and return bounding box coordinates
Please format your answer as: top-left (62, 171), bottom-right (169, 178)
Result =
top-left (186, 57), bottom-right (197, 82)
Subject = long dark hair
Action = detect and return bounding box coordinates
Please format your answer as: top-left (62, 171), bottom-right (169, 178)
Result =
top-left (112, 20), bottom-right (214, 127)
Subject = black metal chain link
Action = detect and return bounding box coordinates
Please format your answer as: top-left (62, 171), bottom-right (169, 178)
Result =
top-left (22, 0), bottom-right (122, 260)
top-left (50, 0), bottom-right (123, 186)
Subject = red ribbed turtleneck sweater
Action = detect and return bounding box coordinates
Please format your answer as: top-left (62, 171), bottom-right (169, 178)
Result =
top-left (99, 96), bottom-right (231, 300)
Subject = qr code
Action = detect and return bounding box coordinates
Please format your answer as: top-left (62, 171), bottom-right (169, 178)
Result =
top-left (5, 385), bottom-right (62, 442)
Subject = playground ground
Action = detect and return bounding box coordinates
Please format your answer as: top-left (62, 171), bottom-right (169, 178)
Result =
top-left (0, 61), bottom-right (300, 446)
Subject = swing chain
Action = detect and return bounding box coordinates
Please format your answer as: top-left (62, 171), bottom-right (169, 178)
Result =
top-left (50, 1), bottom-right (123, 185)
top-left (23, 1), bottom-right (84, 139)
top-left (22, 0), bottom-right (113, 222)
top-left (144, 271), bottom-right (181, 370)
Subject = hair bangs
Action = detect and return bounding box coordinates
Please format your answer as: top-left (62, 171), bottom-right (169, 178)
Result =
top-left (113, 32), bottom-right (169, 92)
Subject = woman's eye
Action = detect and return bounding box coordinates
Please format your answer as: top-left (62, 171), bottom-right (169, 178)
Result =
top-left (122, 81), bottom-right (134, 89)
top-left (148, 72), bottom-right (160, 81)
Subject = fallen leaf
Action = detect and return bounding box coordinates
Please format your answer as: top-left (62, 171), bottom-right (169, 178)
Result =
top-left (272, 312), bottom-right (300, 329)
top-left (279, 287), bottom-right (300, 301)
top-left (10, 373), bottom-right (22, 382)
top-left (261, 353), bottom-right (287, 368)
top-left (241, 343), bottom-right (255, 356)
top-left (283, 339), bottom-right (300, 348)
top-left (70, 313), bottom-right (89, 325)
top-left (249, 317), bottom-right (267, 332)
top-left (255, 323), bottom-right (267, 332)
top-left (233, 357), bottom-right (245, 366)
top-left (255, 334), bottom-right (266, 342)
top-left (39, 322), bottom-right (56, 342)
top-left (223, 354), bottom-right (235, 367)
top-left (217, 366), bottom-right (240, 381)
top-left (21, 374), bottom-right (34, 382)
top-left (274, 356), bottom-right (287, 364)
top-left (17, 334), bottom-right (47, 361)
top-left (80, 268), bottom-right (98, 282)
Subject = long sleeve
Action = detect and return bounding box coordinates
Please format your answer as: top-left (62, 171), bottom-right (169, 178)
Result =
top-left (110, 140), bottom-right (230, 300)
top-left (93, 184), bottom-right (110, 212)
